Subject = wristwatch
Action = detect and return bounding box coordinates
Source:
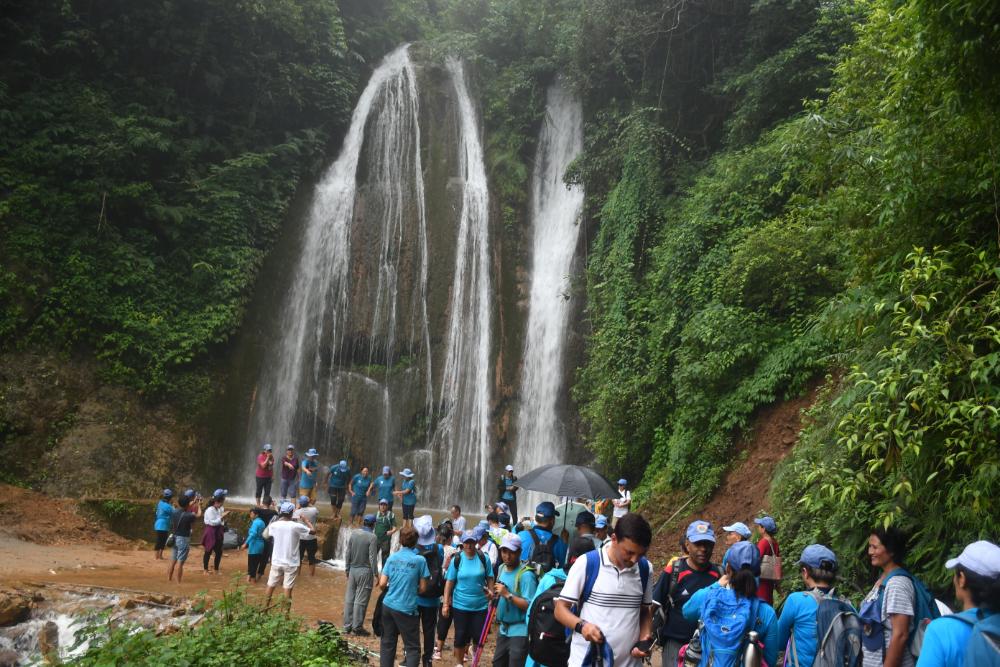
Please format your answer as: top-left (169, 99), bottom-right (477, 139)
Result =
top-left (574, 621), bottom-right (584, 634)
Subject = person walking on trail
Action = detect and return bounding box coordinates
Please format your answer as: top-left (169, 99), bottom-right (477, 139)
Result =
top-left (595, 515), bottom-right (610, 545)
top-left (375, 498), bottom-right (398, 568)
top-left (293, 495), bottom-right (320, 577)
top-left (916, 540), bottom-right (1000, 667)
top-left (255, 443), bottom-right (274, 504)
top-left (279, 445), bottom-right (299, 500)
top-left (378, 525), bottom-right (431, 667)
top-left (611, 479), bottom-right (631, 527)
top-left (154, 489), bottom-right (174, 560)
top-left (682, 540), bottom-right (780, 667)
top-left (651, 520), bottom-right (722, 666)
top-left (754, 516), bottom-right (780, 605)
top-left (554, 513), bottom-right (655, 667)
top-left (201, 489), bottom-right (228, 575)
top-left (265, 500), bottom-right (315, 610)
top-left (434, 521), bottom-right (460, 661)
top-left (350, 466), bottom-right (373, 527)
top-left (574, 511), bottom-right (602, 552)
top-left (413, 516), bottom-right (445, 667)
top-left (242, 507), bottom-right (267, 583)
top-left (298, 448), bottom-right (320, 503)
top-left (497, 465), bottom-right (519, 525)
top-left (860, 527), bottom-right (918, 667)
top-left (443, 530), bottom-right (496, 665)
top-left (517, 501), bottom-right (568, 572)
top-left (777, 544), bottom-right (858, 667)
top-left (167, 494), bottom-right (200, 583)
top-left (395, 468), bottom-right (417, 528)
top-left (493, 534), bottom-right (538, 667)
top-left (450, 504), bottom-right (467, 535)
top-left (344, 513), bottom-right (379, 636)
top-left (374, 466), bottom-right (396, 510)
top-left (325, 459), bottom-right (350, 520)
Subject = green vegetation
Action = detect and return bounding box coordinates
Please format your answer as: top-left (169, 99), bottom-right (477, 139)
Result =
top-left (73, 588), bottom-right (355, 665)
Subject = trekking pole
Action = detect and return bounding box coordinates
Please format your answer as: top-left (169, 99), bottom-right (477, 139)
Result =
top-left (470, 598), bottom-right (499, 667)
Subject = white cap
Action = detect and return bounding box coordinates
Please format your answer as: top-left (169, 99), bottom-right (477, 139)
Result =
top-left (945, 540), bottom-right (1000, 577)
top-left (505, 464), bottom-right (514, 472)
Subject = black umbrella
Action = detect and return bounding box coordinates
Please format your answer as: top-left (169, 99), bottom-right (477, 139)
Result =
top-left (515, 464), bottom-right (617, 502)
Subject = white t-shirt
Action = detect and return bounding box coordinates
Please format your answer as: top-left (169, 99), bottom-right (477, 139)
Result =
top-left (613, 490), bottom-right (631, 518)
top-left (203, 505), bottom-right (223, 526)
top-left (269, 520), bottom-right (312, 568)
top-left (861, 574), bottom-right (915, 667)
top-left (480, 540), bottom-right (498, 564)
top-left (452, 515), bottom-right (467, 534)
top-left (293, 506), bottom-right (319, 541)
top-left (559, 542), bottom-right (652, 667)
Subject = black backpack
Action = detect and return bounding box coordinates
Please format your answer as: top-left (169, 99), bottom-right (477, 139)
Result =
top-left (527, 581), bottom-right (570, 665)
top-left (529, 528), bottom-right (558, 573)
top-left (418, 544), bottom-right (446, 599)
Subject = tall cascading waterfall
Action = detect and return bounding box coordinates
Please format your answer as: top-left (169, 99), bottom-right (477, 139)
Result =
top-left (242, 45), bottom-right (433, 490)
top-left (428, 57), bottom-right (494, 510)
top-left (514, 82), bottom-right (585, 515)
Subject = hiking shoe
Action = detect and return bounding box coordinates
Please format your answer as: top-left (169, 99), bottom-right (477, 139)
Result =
top-left (354, 627), bottom-right (371, 637)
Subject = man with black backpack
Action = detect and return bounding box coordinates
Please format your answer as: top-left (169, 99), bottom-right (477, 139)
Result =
top-left (651, 520), bottom-right (722, 667)
top-left (517, 502), bottom-right (567, 574)
top-left (414, 516), bottom-right (446, 667)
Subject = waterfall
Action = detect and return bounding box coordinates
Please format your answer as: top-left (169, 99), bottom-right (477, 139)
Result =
top-left (243, 45), bottom-right (432, 486)
top-left (515, 82), bottom-right (585, 512)
top-left (428, 57), bottom-right (493, 510)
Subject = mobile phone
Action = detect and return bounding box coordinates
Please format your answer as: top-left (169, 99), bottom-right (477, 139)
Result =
top-left (633, 638), bottom-right (654, 653)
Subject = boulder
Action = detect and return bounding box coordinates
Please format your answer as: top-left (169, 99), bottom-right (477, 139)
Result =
top-left (0, 590), bottom-right (31, 626)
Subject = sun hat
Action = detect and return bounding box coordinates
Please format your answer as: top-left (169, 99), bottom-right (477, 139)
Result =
top-left (382, 466), bottom-right (391, 474)
top-left (415, 516), bottom-right (436, 546)
top-left (262, 444), bottom-right (272, 451)
top-left (500, 533), bottom-right (523, 552)
top-left (799, 544), bottom-right (838, 570)
top-left (535, 501), bottom-right (560, 519)
top-left (576, 511), bottom-right (596, 528)
top-left (496, 501), bottom-right (510, 514)
top-left (279, 501), bottom-right (295, 515)
top-left (401, 468), bottom-right (414, 478)
top-left (461, 530), bottom-right (478, 544)
top-left (617, 478), bottom-right (628, 486)
top-left (722, 522), bottom-right (752, 539)
top-left (306, 448), bottom-right (318, 457)
top-left (595, 515), bottom-right (609, 529)
top-left (686, 520), bottom-right (716, 543)
top-left (727, 541), bottom-right (761, 576)
top-left (162, 489), bottom-right (173, 498)
top-left (298, 495), bottom-right (310, 507)
top-left (505, 464), bottom-right (514, 472)
top-left (754, 516), bottom-right (777, 534)
top-left (945, 540), bottom-right (1000, 577)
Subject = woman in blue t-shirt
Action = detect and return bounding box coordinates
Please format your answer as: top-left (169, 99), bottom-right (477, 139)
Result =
top-left (153, 489), bottom-right (174, 560)
top-left (395, 468), bottom-right (418, 527)
top-left (443, 530), bottom-right (495, 665)
top-left (241, 507), bottom-right (267, 583)
top-left (916, 540), bottom-right (1000, 667)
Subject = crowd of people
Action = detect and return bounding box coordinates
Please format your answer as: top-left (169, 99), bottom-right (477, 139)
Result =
top-left (149, 452), bottom-right (999, 667)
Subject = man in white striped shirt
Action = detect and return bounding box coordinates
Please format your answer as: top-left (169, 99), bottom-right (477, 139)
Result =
top-left (554, 513), bottom-right (655, 667)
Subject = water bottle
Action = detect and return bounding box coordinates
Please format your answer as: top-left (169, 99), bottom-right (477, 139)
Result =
top-left (742, 630), bottom-right (762, 667)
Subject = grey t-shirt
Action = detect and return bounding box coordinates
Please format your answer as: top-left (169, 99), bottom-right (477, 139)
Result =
top-left (862, 574), bottom-right (915, 667)
top-left (346, 529), bottom-right (379, 572)
top-left (293, 506), bottom-right (320, 541)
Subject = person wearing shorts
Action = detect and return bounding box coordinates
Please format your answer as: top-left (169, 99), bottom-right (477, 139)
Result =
top-left (299, 448), bottom-right (319, 503)
top-left (443, 530), bottom-right (495, 664)
top-left (395, 468), bottom-right (417, 527)
top-left (293, 495), bottom-right (320, 577)
top-left (350, 467), bottom-right (373, 526)
top-left (325, 459), bottom-right (350, 520)
top-left (168, 495), bottom-right (201, 583)
top-left (265, 501), bottom-right (315, 609)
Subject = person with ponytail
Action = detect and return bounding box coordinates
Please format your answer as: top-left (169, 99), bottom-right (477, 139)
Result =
top-left (682, 540), bottom-right (779, 667)
top-left (916, 540), bottom-right (1000, 667)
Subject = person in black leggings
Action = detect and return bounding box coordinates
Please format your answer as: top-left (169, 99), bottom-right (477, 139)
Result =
top-left (201, 490), bottom-right (228, 574)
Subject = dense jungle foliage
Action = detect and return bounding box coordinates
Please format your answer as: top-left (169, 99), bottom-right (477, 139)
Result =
top-left (2, 0), bottom-right (997, 589)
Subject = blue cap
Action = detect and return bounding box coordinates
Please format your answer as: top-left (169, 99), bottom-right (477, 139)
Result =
top-left (363, 513), bottom-right (376, 525)
top-left (496, 501), bottom-right (509, 514)
top-left (162, 489), bottom-right (173, 498)
top-left (461, 530), bottom-right (478, 543)
top-left (722, 522), bottom-right (752, 539)
top-left (576, 511), bottom-right (596, 527)
top-left (799, 544), bottom-right (838, 570)
top-left (339, 460), bottom-right (347, 468)
top-left (477, 520), bottom-right (490, 530)
top-left (617, 478), bottom-right (627, 486)
top-left (946, 540), bottom-right (1000, 577)
top-left (727, 541), bottom-right (761, 575)
top-left (298, 495), bottom-right (310, 506)
top-left (306, 448), bottom-right (318, 457)
top-left (213, 488), bottom-right (228, 499)
top-left (382, 466), bottom-right (391, 475)
top-left (595, 515), bottom-right (609, 529)
top-left (184, 489), bottom-right (196, 498)
top-left (401, 468), bottom-right (414, 478)
top-left (535, 501), bottom-right (560, 518)
top-left (686, 520), bottom-right (716, 543)
top-left (279, 501), bottom-right (295, 514)
top-left (754, 516), bottom-right (777, 534)
top-left (472, 526), bottom-right (487, 541)
top-left (262, 443), bottom-right (272, 451)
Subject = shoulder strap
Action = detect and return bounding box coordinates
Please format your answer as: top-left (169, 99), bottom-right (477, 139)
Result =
top-left (580, 549), bottom-right (602, 606)
top-left (477, 550), bottom-right (489, 575)
top-left (876, 568), bottom-right (911, 617)
top-left (513, 564), bottom-right (533, 596)
top-left (639, 557), bottom-right (650, 595)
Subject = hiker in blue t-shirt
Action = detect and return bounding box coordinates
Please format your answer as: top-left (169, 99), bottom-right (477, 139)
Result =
top-left (153, 489), bottom-right (174, 560)
top-left (493, 533), bottom-right (538, 667)
top-left (516, 502), bottom-right (567, 571)
top-left (298, 448), bottom-right (319, 503)
top-left (777, 544), bottom-right (858, 667)
top-left (374, 466), bottom-right (396, 510)
top-left (350, 467), bottom-right (373, 527)
top-left (324, 459), bottom-right (350, 520)
top-left (394, 468), bottom-right (417, 528)
top-left (379, 525), bottom-right (431, 667)
top-left (683, 541), bottom-right (779, 667)
top-left (443, 530), bottom-right (496, 665)
top-left (917, 540), bottom-right (1000, 667)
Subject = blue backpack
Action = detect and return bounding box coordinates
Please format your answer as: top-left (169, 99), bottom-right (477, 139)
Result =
top-left (949, 610), bottom-right (1000, 666)
top-left (697, 587), bottom-right (761, 667)
top-left (877, 569), bottom-right (941, 658)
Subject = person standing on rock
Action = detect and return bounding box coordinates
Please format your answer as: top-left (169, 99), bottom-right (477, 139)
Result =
top-left (325, 459), bottom-right (350, 521)
top-left (350, 466), bottom-right (373, 527)
top-left (395, 468), bottom-right (417, 528)
top-left (279, 445), bottom-right (299, 501)
top-left (497, 465), bottom-right (519, 524)
top-left (344, 513), bottom-right (379, 636)
top-left (202, 489), bottom-right (228, 575)
top-left (154, 489), bottom-right (174, 560)
top-left (374, 466), bottom-right (396, 510)
top-left (265, 501), bottom-right (315, 610)
top-left (255, 443), bottom-right (274, 504)
top-left (375, 498), bottom-right (398, 569)
top-left (293, 495), bottom-right (320, 577)
top-left (298, 448), bottom-right (319, 504)
top-left (168, 494), bottom-right (200, 583)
